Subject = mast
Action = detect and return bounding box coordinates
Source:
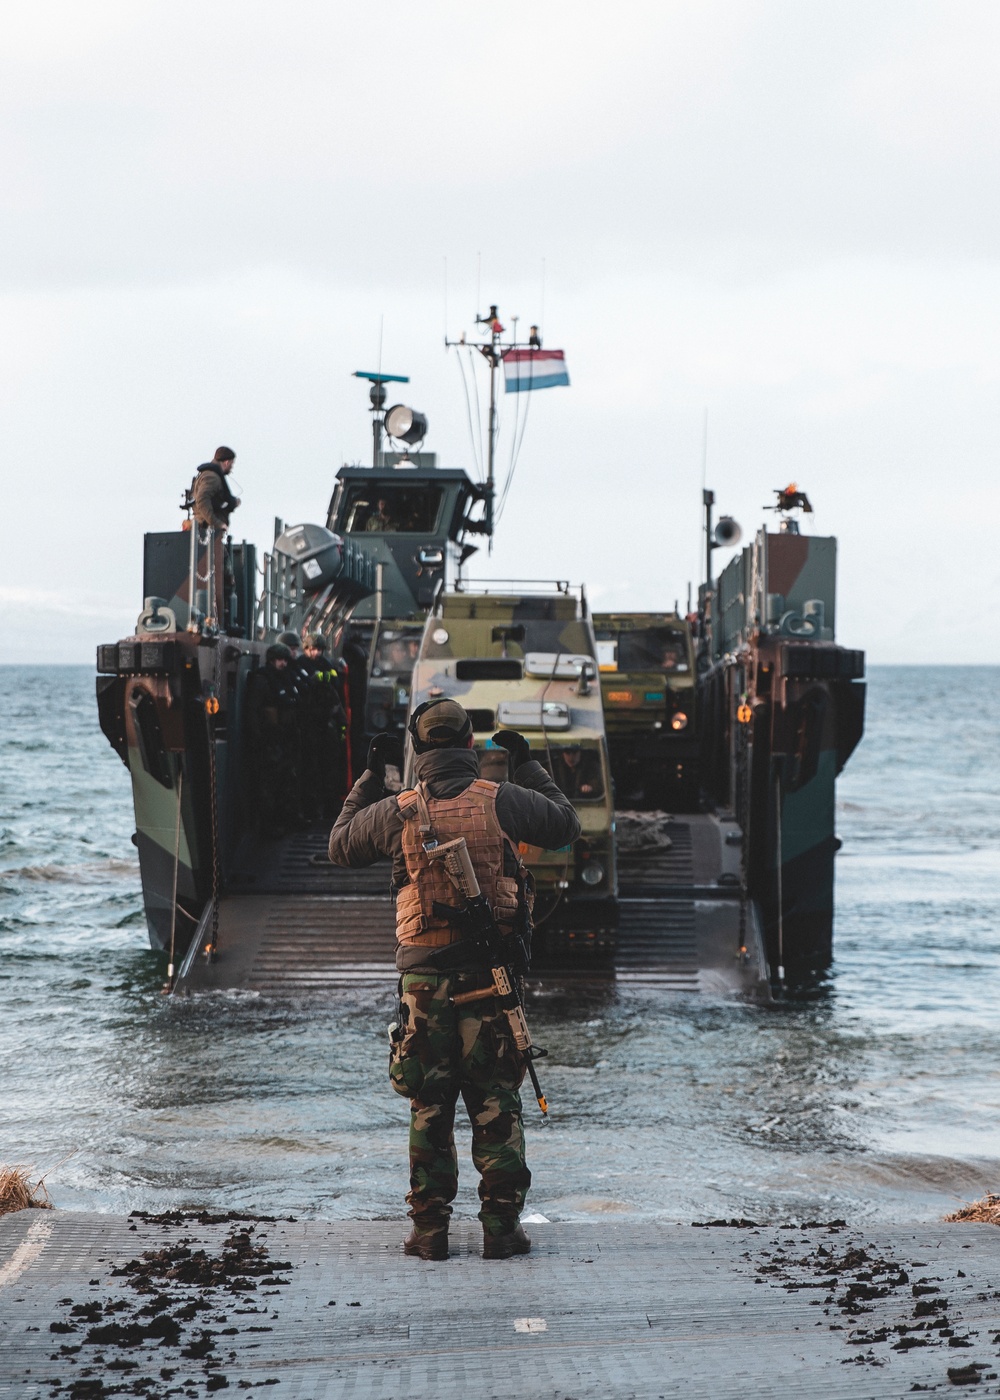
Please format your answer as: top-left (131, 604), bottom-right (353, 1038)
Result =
top-left (703, 488), bottom-right (715, 587)
top-left (483, 306), bottom-right (501, 540)
top-left (445, 303), bottom-right (545, 545)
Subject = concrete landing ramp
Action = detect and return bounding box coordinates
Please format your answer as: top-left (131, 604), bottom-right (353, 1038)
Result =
top-left (3, 1211), bottom-right (1000, 1399)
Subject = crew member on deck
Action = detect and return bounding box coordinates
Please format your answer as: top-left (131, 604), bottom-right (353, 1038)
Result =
top-left (300, 633), bottom-right (347, 820)
top-left (246, 643), bottom-right (300, 838)
top-left (192, 447), bottom-right (241, 532)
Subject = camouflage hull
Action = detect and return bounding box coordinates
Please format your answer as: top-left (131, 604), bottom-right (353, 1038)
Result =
top-left (700, 530), bottom-right (866, 978)
top-left (95, 459), bottom-right (865, 992)
top-left (97, 629), bottom-right (267, 957)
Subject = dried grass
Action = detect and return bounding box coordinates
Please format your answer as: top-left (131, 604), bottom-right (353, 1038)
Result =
top-left (0, 1163), bottom-right (53, 1217)
top-left (945, 1194), bottom-right (1000, 1226)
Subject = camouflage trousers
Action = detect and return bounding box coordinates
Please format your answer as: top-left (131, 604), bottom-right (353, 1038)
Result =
top-left (390, 971), bottom-right (530, 1236)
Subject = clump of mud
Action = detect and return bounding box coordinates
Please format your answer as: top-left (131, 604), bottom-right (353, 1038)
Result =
top-left (750, 1226), bottom-right (999, 1387)
top-left (0, 1162), bottom-right (52, 1217)
top-left (615, 811), bottom-right (674, 852)
top-left (45, 1214), bottom-right (291, 1398)
top-left (946, 1195), bottom-right (1000, 1227)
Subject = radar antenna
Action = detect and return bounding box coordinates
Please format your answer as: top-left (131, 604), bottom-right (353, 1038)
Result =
top-left (351, 369), bottom-right (411, 468)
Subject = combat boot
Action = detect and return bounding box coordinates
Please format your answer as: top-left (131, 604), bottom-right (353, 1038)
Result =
top-left (482, 1223), bottom-right (531, 1260)
top-left (403, 1227), bottom-right (449, 1261)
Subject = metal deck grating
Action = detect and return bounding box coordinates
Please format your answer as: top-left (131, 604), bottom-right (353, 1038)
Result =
top-left (618, 820), bottom-right (696, 891)
top-left (180, 815), bottom-right (766, 997)
top-left (615, 898), bottom-right (699, 988)
top-left (246, 895), bottom-right (398, 991)
top-left (228, 827), bottom-right (393, 897)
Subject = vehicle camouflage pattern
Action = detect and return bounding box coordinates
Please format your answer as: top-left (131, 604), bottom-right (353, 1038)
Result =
top-left (407, 586), bottom-right (617, 962)
top-left (95, 343), bottom-right (865, 996)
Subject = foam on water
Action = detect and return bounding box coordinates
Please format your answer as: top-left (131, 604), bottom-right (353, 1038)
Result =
top-left (1, 664), bottom-right (998, 1224)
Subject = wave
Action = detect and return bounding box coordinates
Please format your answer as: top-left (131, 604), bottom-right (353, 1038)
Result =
top-left (1, 858), bottom-right (137, 883)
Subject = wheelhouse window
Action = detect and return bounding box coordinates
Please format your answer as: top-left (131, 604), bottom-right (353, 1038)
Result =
top-left (343, 484), bottom-right (443, 534)
top-left (371, 627), bottom-right (423, 677)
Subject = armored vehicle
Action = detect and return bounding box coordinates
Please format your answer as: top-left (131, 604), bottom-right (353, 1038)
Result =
top-left (592, 612), bottom-right (698, 810)
top-left (407, 585), bottom-right (617, 963)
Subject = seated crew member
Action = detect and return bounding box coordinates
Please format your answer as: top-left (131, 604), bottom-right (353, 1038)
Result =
top-left (365, 496), bottom-right (396, 532)
top-left (552, 745), bottom-right (603, 799)
top-left (328, 700), bottom-right (581, 1263)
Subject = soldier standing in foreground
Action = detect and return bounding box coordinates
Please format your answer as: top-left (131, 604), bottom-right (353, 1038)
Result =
top-left (328, 698), bottom-right (580, 1261)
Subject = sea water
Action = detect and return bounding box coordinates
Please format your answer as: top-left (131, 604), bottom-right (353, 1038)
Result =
top-left (1, 665), bottom-right (998, 1224)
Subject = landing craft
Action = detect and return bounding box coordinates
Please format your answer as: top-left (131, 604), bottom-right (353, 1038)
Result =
top-left (95, 309), bottom-right (865, 996)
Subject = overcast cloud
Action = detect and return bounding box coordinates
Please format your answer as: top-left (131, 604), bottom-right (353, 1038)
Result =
top-left (2, 0), bottom-right (998, 663)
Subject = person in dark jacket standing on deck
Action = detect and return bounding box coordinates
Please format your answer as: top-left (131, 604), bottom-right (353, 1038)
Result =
top-left (328, 698), bottom-right (580, 1262)
top-left (191, 446), bottom-right (241, 532)
top-left (246, 642), bottom-right (299, 836)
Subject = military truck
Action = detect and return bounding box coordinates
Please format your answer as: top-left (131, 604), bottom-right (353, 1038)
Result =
top-left (592, 612), bottom-right (698, 810)
top-left (407, 584), bottom-right (618, 964)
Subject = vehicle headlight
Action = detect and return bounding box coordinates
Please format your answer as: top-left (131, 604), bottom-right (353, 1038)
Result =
top-left (670, 711), bottom-right (688, 731)
top-left (581, 862), bottom-right (604, 886)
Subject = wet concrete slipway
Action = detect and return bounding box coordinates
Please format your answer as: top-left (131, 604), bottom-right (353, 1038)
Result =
top-left (3, 666), bottom-right (1000, 1396)
top-left (4, 1209), bottom-right (1000, 1397)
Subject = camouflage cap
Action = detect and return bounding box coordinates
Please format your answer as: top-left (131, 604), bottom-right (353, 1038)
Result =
top-left (409, 698), bottom-right (473, 750)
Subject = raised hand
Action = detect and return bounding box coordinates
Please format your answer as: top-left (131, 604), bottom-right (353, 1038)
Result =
top-left (490, 730), bottom-right (530, 774)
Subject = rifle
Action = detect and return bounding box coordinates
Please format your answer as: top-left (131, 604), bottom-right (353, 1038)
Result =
top-left (425, 836), bottom-right (549, 1118)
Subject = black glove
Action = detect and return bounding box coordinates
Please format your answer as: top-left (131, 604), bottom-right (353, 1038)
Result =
top-left (367, 733), bottom-right (404, 784)
top-left (491, 730), bottom-right (530, 774)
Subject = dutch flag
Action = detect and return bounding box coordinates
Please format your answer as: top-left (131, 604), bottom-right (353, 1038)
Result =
top-left (502, 348), bottom-right (570, 393)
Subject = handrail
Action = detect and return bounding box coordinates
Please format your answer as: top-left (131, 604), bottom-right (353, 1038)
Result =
top-left (453, 577), bottom-right (580, 597)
